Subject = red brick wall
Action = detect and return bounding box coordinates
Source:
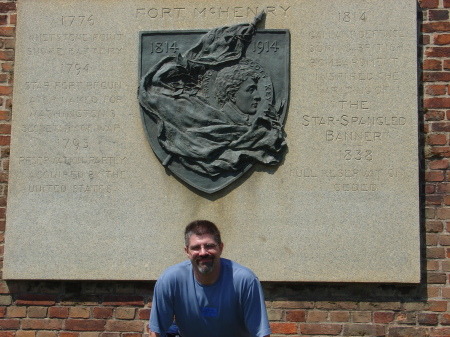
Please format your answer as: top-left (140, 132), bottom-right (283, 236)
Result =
top-left (0, 0), bottom-right (447, 336)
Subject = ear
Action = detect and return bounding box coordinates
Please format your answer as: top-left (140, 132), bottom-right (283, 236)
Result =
top-left (184, 246), bottom-right (189, 257)
top-left (218, 242), bottom-right (224, 255)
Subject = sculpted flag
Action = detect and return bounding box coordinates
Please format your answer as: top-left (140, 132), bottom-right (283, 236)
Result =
top-left (138, 14), bottom-right (289, 193)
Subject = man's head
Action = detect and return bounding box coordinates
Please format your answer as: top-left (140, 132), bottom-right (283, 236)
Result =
top-left (184, 220), bottom-right (223, 280)
top-left (215, 64), bottom-right (261, 114)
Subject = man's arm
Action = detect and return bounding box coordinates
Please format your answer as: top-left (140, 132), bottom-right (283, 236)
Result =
top-left (149, 332), bottom-right (160, 337)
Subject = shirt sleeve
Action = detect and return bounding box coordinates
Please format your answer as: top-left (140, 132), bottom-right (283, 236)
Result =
top-left (243, 277), bottom-right (272, 337)
top-left (149, 276), bottom-right (175, 336)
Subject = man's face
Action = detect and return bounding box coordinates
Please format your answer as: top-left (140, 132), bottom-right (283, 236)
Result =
top-left (233, 78), bottom-right (261, 114)
top-left (185, 233), bottom-right (223, 275)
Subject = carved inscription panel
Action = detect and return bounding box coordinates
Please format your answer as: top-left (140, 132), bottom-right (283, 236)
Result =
top-left (4, 0), bottom-right (419, 282)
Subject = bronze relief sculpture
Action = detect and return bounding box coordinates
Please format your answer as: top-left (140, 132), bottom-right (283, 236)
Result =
top-left (138, 14), bottom-right (289, 193)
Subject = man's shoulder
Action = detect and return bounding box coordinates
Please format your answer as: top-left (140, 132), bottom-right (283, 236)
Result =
top-left (221, 258), bottom-right (258, 281)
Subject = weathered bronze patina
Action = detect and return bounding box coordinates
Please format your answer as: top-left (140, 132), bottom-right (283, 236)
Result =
top-left (138, 14), bottom-right (289, 193)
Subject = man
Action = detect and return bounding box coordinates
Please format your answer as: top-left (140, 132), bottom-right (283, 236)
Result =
top-left (214, 64), bottom-right (262, 126)
top-left (149, 220), bottom-right (271, 337)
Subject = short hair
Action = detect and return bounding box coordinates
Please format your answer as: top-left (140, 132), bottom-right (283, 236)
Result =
top-left (214, 64), bottom-right (260, 107)
top-left (184, 220), bottom-right (222, 247)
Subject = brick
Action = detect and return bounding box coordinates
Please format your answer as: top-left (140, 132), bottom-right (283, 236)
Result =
top-left (269, 322), bottom-right (297, 334)
top-left (427, 134), bottom-right (448, 148)
top-left (438, 183), bottom-right (450, 193)
top-left (440, 313), bottom-right (450, 325)
top-left (22, 319), bottom-right (63, 330)
top-left (427, 260), bottom-right (439, 270)
top-left (423, 22), bottom-right (450, 32)
top-left (36, 332), bottom-right (57, 337)
top-left (428, 247), bottom-right (446, 258)
top-left (300, 323), bottom-right (341, 335)
top-left (426, 171), bottom-right (444, 181)
top-left (418, 313), bottom-right (438, 326)
top-left (65, 320), bottom-right (106, 332)
top-left (343, 324), bottom-right (385, 336)
top-left (307, 310), bottom-right (328, 322)
top-left (352, 311), bottom-right (371, 323)
top-left (28, 307), bottom-right (47, 318)
top-left (6, 306), bottom-right (26, 318)
top-left (427, 300), bottom-right (447, 312)
top-left (0, 27), bottom-right (14, 38)
top-left (429, 10), bottom-right (450, 21)
top-left (0, 86), bottom-right (12, 95)
top-left (0, 3), bottom-right (15, 13)
top-left (0, 319), bottom-right (19, 330)
top-left (446, 0), bottom-right (450, 7)
top-left (388, 327), bottom-right (430, 337)
top-left (425, 97), bottom-right (450, 108)
top-left (100, 334), bottom-right (119, 337)
top-left (16, 332), bottom-right (35, 337)
top-left (444, 60), bottom-right (450, 70)
top-left (58, 333), bottom-right (78, 337)
top-left (440, 234), bottom-right (450, 245)
top-left (424, 59), bottom-right (442, 70)
top-left (115, 307), bottom-right (135, 320)
top-left (93, 307), bottom-right (113, 319)
top-left (286, 310), bottom-right (306, 322)
top-left (0, 125), bottom-right (11, 135)
top-left (419, 0), bottom-right (439, 8)
top-left (271, 301), bottom-right (314, 309)
top-left (138, 308), bottom-right (150, 320)
top-left (422, 71), bottom-right (450, 82)
top-left (427, 196), bottom-right (442, 206)
top-left (437, 208), bottom-right (450, 219)
top-left (426, 84), bottom-right (447, 95)
top-left (105, 321), bottom-right (144, 333)
top-left (122, 334), bottom-right (140, 337)
top-left (102, 296), bottom-right (144, 306)
top-left (0, 50), bottom-right (13, 61)
top-left (0, 295), bottom-right (12, 305)
top-left (9, 14), bottom-right (16, 25)
top-left (1, 62), bottom-right (13, 73)
top-left (396, 312), bottom-right (417, 324)
top-left (435, 34), bottom-right (450, 44)
top-left (374, 311), bottom-right (395, 323)
top-left (359, 302), bottom-right (401, 311)
top-left (329, 311), bottom-right (349, 322)
top-left (425, 232), bottom-right (440, 246)
top-left (315, 302), bottom-right (357, 310)
top-left (70, 307), bottom-right (90, 319)
top-left (428, 272), bottom-right (447, 284)
top-left (443, 261), bottom-right (450, 271)
top-left (427, 221), bottom-right (444, 233)
top-left (431, 328), bottom-right (450, 336)
top-left (429, 159), bottom-right (449, 168)
top-left (16, 294), bottom-right (56, 306)
top-left (0, 333), bottom-right (15, 337)
top-left (425, 110), bottom-right (445, 121)
top-left (79, 333), bottom-right (99, 337)
top-left (49, 307), bottom-right (69, 319)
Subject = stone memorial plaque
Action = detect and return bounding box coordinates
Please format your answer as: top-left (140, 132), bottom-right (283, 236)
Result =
top-left (4, 0), bottom-right (419, 282)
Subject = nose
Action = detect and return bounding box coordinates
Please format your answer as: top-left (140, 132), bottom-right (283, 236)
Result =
top-left (254, 91), bottom-right (261, 101)
top-left (199, 246), bottom-right (208, 255)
